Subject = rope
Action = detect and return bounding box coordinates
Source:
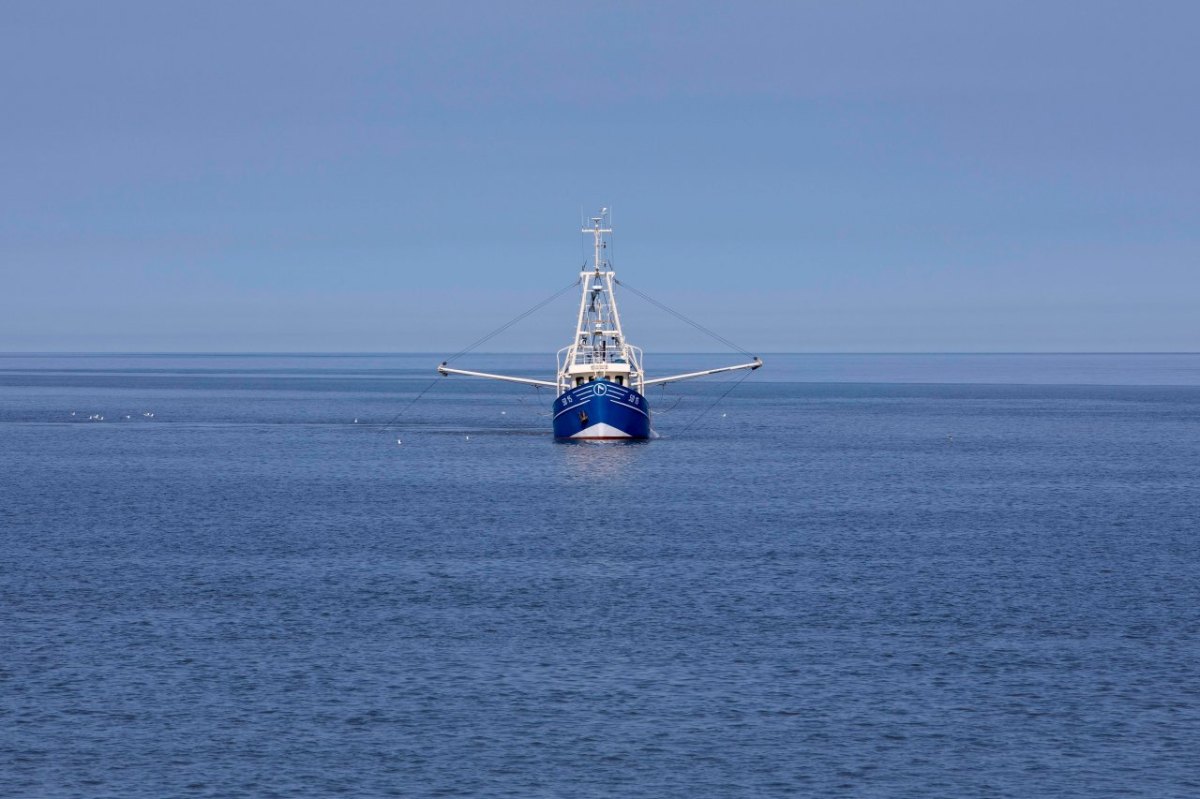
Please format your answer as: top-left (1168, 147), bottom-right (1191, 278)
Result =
top-left (652, 383), bottom-right (684, 415)
top-left (377, 376), bottom-right (441, 434)
top-left (670, 367), bottom-right (755, 438)
top-left (651, 396), bottom-right (684, 415)
top-left (378, 278), bottom-right (578, 436)
top-left (613, 278), bottom-right (753, 357)
top-left (443, 277), bottom-right (580, 365)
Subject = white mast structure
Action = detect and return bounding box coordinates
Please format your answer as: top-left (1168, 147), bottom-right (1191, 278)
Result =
top-left (555, 209), bottom-right (643, 393)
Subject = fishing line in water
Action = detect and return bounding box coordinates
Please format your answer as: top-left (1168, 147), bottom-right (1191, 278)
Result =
top-left (377, 376), bottom-right (442, 434)
top-left (530, 384), bottom-right (552, 417)
top-left (653, 383), bottom-right (684, 415)
top-left (671, 367), bottom-right (756, 438)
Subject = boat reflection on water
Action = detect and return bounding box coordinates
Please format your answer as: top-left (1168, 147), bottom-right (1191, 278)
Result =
top-left (558, 434), bottom-right (650, 479)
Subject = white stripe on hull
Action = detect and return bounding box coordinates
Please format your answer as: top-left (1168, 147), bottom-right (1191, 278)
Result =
top-left (569, 422), bottom-right (632, 439)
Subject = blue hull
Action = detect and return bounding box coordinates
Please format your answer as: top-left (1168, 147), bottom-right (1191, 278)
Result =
top-left (552, 382), bottom-right (651, 439)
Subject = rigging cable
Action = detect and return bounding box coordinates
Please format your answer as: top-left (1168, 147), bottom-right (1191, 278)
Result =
top-left (653, 382), bottom-right (684, 415)
top-left (612, 278), bottom-right (754, 357)
top-left (671, 367), bottom-right (756, 438)
top-left (443, 277), bottom-right (581, 365)
top-left (377, 376), bottom-right (442, 434)
top-left (378, 277), bottom-right (580, 434)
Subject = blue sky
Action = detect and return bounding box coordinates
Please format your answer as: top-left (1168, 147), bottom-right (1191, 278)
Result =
top-left (1, 2), bottom-right (1196, 352)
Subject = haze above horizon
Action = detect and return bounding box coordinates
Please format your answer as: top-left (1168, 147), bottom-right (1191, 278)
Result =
top-left (2, 2), bottom-right (1197, 353)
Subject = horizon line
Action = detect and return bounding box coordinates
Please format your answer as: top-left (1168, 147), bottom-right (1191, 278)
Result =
top-left (2, 351), bottom-right (1199, 357)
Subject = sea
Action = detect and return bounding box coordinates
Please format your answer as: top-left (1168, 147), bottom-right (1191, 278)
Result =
top-left (2, 353), bottom-right (1199, 798)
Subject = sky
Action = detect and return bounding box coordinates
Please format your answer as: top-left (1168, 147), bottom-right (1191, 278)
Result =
top-left (1, 1), bottom-right (1197, 352)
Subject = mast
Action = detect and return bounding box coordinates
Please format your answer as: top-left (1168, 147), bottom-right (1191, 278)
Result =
top-left (590, 210), bottom-right (610, 278)
top-left (557, 208), bottom-right (644, 393)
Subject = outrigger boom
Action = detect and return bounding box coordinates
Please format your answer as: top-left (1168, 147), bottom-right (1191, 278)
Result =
top-left (642, 357), bottom-right (763, 388)
top-left (438, 357), bottom-right (763, 391)
top-left (436, 363), bottom-right (556, 389)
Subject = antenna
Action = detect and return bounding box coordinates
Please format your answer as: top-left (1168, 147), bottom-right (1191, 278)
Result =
top-left (609, 205), bottom-right (614, 268)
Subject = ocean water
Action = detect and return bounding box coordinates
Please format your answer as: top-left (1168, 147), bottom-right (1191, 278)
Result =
top-left (2, 353), bottom-right (1199, 798)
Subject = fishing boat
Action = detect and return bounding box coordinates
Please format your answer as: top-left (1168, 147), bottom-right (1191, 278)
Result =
top-left (437, 209), bottom-right (762, 439)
